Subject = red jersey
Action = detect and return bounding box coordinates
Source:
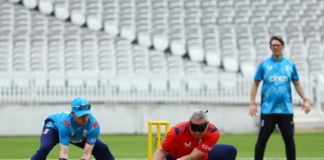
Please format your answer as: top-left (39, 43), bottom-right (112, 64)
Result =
top-left (161, 121), bottom-right (220, 160)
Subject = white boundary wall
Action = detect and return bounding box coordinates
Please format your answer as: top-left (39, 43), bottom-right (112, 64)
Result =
top-left (0, 104), bottom-right (257, 136)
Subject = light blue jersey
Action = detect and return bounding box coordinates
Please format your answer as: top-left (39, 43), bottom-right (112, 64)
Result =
top-left (254, 56), bottom-right (299, 114)
top-left (45, 112), bottom-right (100, 146)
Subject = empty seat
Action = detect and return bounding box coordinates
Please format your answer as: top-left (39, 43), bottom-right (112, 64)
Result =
top-left (87, 14), bottom-right (102, 31)
top-left (104, 16), bottom-right (119, 36)
top-left (39, 0), bottom-right (54, 15)
top-left (71, 8), bottom-right (86, 26)
top-left (222, 52), bottom-right (239, 72)
top-left (170, 37), bottom-right (186, 56)
top-left (22, 0), bottom-right (37, 9)
top-left (152, 33), bottom-right (169, 51)
top-left (54, 2), bottom-right (69, 20)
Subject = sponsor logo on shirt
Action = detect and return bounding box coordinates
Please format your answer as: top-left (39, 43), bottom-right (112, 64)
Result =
top-left (267, 66), bottom-right (273, 70)
top-left (184, 142), bottom-right (191, 148)
top-left (269, 75), bottom-right (288, 81)
top-left (83, 130), bottom-right (87, 137)
top-left (202, 144), bottom-right (212, 150)
top-left (286, 66), bottom-right (289, 72)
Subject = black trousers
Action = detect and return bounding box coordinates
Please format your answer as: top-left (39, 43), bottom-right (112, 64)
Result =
top-left (255, 114), bottom-right (295, 160)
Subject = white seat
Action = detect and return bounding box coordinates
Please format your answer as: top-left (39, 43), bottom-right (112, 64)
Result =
top-left (187, 38), bottom-right (204, 62)
top-left (120, 23), bottom-right (136, 42)
top-left (137, 29), bottom-right (152, 48)
top-left (54, 2), bottom-right (69, 20)
top-left (87, 14), bottom-right (102, 31)
top-left (38, 0), bottom-right (54, 15)
top-left (152, 33), bottom-right (169, 51)
top-left (222, 52), bottom-right (239, 72)
top-left (8, 0), bottom-right (22, 3)
top-left (240, 60), bottom-right (256, 78)
top-left (22, 0), bottom-right (37, 9)
top-left (185, 61), bottom-right (202, 75)
top-left (170, 37), bottom-right (186, 56)
top-left (103, 17), bottom-right (119, 36)
top-left (250, 16), bottom-right (267, 27)
top-left (206, 49), bottom-right (221, 67)
top-left (234, 16), bottom-right (250, 27)
top-left (71, 8), bottom-right (86, 26)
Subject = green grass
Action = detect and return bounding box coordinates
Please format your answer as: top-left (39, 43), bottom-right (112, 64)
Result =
top-left (0, 133), bottom-right (323, 159)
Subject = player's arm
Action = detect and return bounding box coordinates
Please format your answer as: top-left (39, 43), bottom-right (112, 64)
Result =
top-left (152, 148), bottom-right (169, 160)
top-left (292, 80), bottom-right (310, 114)
top-left (292, 80), bottom-right (307, 100)
top-left (178, 148), bottom-right (206, 160)
top-left (250, 62), bottom-right (263, 117)
top-left (81, 120), bottom-right (100, 160)
top-left (249, 81), bottom-right (260, 116)
top-left (81, 143), bottom-right (94, 160)
top-left (59, 144), bottom-right (69, 159)
top-left (58, 121), bottom-right (72, 160)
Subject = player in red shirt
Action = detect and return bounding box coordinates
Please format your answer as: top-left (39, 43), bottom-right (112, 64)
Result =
top-left (152, 110), bottom-right (237, 160)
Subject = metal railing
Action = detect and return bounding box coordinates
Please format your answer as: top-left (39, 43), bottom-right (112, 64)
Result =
top-left (315, 74), bottom-right (324, 118)
top-left (0, 74), bottom-right (318, 105)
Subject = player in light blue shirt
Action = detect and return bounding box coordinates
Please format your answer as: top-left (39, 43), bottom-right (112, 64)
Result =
top-left (254, 55), bottom-right (299, 114)
top-left (31, 97), bottom-right (115, 160)
top-left (249, 36), bottom-right (310, 160)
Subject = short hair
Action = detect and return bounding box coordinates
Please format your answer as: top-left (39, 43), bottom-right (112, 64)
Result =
top-left (269, 36), bottom-right (284, 46)
top-left (189, 110), bottom-right (208, 122)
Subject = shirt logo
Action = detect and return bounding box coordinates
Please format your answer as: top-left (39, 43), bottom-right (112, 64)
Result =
top-left (269, 75), bottom-right (288, 81)
top-left (184, 142), bottom-right (192, 148)
top-left (267, 66), bottom-right (273, 70)
top-left (286, 66), bottom-right (289, 72)
top-left (91, 138), bottom-right (96, 142)
top-left (83, 130), bottom-right (87, 137)
top-left (202, 144), bottom-right (212, 151)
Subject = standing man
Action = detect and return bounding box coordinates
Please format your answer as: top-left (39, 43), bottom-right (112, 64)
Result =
top-left (31, 97), bottom-right (115, 160)
top-left (152, 110), bottom-right (237, 160)
top-left (249, 36), bottom-right (311, 160)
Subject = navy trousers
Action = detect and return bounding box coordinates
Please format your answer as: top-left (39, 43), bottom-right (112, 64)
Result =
top-left (166, 144), bottom-right (237, 160)
top-left (31, 126), bottom-right (115, 160)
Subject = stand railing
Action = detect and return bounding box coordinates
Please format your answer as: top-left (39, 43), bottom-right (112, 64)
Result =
top-left (0, 74), bottom-right (317, 105)
top-left (315, 74), bottom-right (324, 119)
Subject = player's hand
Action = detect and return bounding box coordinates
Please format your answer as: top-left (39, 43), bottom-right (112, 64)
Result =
top-left (249, 103), bottom-right (258, 117)
top-left (302, 99), bottom-right (310, 114)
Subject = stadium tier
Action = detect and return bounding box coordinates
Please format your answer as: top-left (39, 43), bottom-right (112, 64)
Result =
top-left (0, 0), bottom-right (323, 104)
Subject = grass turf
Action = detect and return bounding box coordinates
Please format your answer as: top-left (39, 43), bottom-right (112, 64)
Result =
top-left (0, 133), bottom-right (323, 158)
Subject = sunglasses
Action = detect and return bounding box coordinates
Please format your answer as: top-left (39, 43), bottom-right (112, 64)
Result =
top-left (73, 104), bottom-right (91, 110)
top-left (190, 121), bottom-right (208, 132)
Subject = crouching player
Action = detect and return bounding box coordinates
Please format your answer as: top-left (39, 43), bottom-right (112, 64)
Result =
top-left (152, 110), bottom-right (237, 160)
top-left (31, 97), bottom-right (115, 160)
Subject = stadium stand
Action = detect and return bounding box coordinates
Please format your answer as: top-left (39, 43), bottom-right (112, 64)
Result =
top-left (0, 0), bottom-right (323, 112)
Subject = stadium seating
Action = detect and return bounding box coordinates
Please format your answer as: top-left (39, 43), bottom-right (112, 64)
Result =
top-left (0, 0), bottom-right (323, 104)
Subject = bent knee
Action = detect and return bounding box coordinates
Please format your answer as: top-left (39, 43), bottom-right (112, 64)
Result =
top-left (38, 145), bottom-right (54, 153)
